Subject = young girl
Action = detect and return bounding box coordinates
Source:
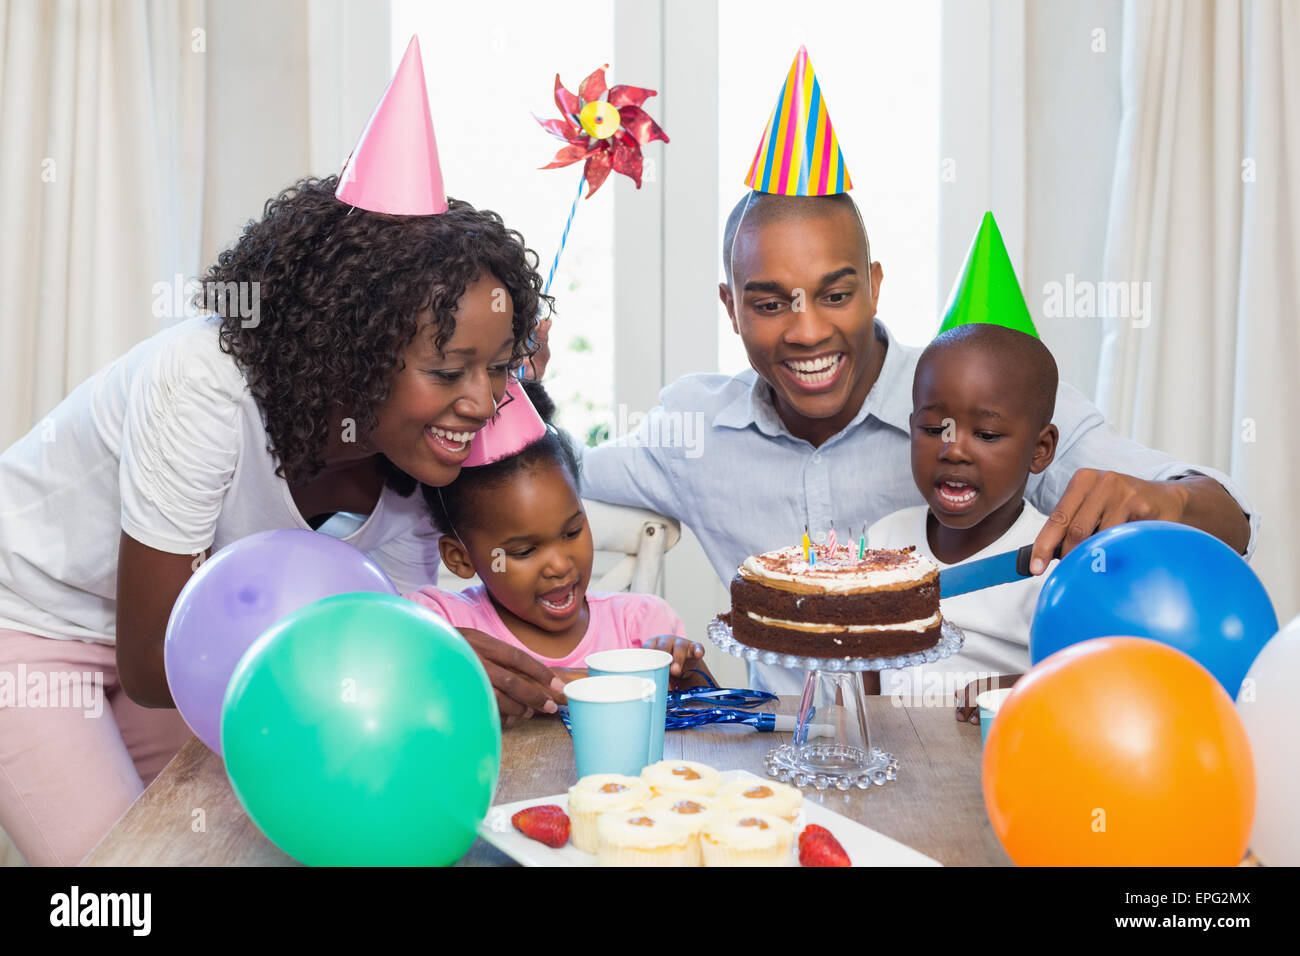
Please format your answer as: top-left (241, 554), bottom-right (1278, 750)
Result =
top-left (406, 382), bottom-right (711, 693)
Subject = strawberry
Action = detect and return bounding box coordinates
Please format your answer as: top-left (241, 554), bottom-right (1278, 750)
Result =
top-left (799, 825), bottom-right (851, 867)
top-left (511, 805), bottom-right (570, 848)
top-left (799, 824), bottom-right (836, 849)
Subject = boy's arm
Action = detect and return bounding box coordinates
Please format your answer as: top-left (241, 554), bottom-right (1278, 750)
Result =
top-left (1026, 382), bottom-right (1255, 571)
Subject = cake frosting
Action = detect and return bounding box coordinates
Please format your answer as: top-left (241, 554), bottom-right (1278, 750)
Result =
top-left (725, 544), bottom-right (942, 658)
top-left (700, 811), bottom-right (796, 867)
top-left (738, 545), bottom-right (935, 592)
top-left (595, 810), bottom-right (694, 867)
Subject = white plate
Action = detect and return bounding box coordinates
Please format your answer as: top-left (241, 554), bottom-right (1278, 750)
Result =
top-left (478, 770), bottom-right (941, 867)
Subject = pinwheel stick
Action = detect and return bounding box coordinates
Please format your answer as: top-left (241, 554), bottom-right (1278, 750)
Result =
top-left (544, 171), bottom-right (586, 295)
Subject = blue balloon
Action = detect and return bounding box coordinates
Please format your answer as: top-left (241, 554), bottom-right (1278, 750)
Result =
top-left (1030, 521), bottom-right (1276, 697)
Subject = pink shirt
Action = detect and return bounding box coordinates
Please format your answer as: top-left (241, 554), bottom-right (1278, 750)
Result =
top-left (403, 585), bottom-right (688, 668)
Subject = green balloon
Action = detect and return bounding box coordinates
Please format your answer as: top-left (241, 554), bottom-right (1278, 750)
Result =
top-left (938, 211), bottom-right (1040, 338)
top-left (221, 592), bottom-right (501, 866)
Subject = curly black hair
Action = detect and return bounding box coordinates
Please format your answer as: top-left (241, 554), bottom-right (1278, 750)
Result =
top-left (421, 380), bottom-right (581, 538)
top-left (198, 175), bottom-right (552, 492)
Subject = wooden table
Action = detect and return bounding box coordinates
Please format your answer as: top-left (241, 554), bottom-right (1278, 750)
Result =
top-left (83, 697), bottom-right (1010, 866)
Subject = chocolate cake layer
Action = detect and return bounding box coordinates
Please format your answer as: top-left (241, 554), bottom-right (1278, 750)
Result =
top-left (725, 612), bottom-right (942, 659)
top-left (730, 573), bottom-right (939, 626)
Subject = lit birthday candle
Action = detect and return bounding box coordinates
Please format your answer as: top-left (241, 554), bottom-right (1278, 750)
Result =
top-left (858, 524), bottom-right (866, 560)
top-left (802, 525), bottom-right (811, 564)
top-left (827, 521), bottom-right (838, 560)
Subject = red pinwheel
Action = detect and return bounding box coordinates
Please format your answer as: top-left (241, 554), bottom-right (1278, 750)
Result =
top-left (538, 65), bottom-right (669, 196)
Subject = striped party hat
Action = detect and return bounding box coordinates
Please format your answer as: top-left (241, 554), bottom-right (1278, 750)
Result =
top-left (744, 46), bottom-right (852, 196)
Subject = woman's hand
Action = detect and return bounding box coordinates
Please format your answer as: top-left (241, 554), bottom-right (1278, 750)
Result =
top-left (640, 635), bottom-right (713, 689)
top-left (457, 627), bottom-right (566, 728)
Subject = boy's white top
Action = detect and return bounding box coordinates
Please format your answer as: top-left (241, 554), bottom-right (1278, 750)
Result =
top-left (867, 502), bottom-right (1049, 698)
top-left (0, 316), bottom-right (441, 645)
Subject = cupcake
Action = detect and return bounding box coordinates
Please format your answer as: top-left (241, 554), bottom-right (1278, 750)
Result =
top-left (596, 809), bottom-right (693, 867)
top-left (641, 759), bottom-right (722, 797)
top-left (644, 793), bottom-right (721, 866)
top-left (567, 774), bottom-right (651, 853)
top-left (700, 810), bottom-right (795, 867)
top-left (716, 778), bottom-right (803, 822)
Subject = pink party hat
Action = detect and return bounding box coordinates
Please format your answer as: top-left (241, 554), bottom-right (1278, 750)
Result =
top-left (463, 376), bottom-right (548, 467)
top-left (744, 46), bottom-right (852, 196)
top-left (336, 36), bottom-right (448, 214)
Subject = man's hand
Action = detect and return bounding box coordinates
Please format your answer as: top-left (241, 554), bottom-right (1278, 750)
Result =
top-left (522, 318), bottom-right (552, 380)
top-left (1029, 469), bottom-right (1191, 574)
top-left (457, 627), bottom-right (566, 729)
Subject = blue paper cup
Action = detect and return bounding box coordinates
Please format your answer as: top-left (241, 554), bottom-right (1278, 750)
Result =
top-left (976, 688), bottom-right (1015, 747)
top-left (585, 648), bottom-right (672, 763)
top-left (565, 675), bottom-right (657, 778)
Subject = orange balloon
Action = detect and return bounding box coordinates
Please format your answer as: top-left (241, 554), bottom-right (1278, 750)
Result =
top-left (983, 637), bottom-right (1255, 866)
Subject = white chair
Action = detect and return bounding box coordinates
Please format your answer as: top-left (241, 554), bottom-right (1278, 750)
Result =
top-left (584, 499), bottom-right (681, 594)
top-left (437, 499), bottom-right (681, 594)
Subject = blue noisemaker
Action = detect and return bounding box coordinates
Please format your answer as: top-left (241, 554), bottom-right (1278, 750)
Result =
top-left (559, 673), bottom-right (786, 734)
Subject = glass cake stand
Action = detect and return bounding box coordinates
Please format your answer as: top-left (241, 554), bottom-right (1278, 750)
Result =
top-left (705, 617), bottom-right (965, 791)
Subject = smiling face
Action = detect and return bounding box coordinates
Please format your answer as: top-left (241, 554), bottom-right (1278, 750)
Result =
top-left (910, 344), bottom-right (1057, 541)
top-left (368, 272), bottom-right (516, 487)
top-left (720, 197), bottom-right (885, 446)
top-left (443, 458), bottom-right (595, 637)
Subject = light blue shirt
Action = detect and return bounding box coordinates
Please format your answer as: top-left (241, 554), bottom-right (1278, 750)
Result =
top-left (580, 320), bottom-right (1259, 692)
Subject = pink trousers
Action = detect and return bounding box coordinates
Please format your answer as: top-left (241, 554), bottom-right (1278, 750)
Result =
top-left (0, 628), bottom-right (192, 866)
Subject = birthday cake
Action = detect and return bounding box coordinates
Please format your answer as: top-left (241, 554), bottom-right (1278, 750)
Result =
top-left (723, 545), bottom-right (942, 658)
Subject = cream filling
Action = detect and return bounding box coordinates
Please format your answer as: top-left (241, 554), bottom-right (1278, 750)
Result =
top-left (745, 610), bottom-right (942, 634)
top-left (739, 547), bottom-right (937, 591)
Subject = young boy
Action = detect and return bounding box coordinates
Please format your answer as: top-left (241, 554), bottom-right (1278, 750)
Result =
top-left (868, 323), bottom-right (1059, 702)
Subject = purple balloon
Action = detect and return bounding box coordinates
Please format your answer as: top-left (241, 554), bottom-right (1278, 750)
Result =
top-left (164, 529), bottom-right (397, 753)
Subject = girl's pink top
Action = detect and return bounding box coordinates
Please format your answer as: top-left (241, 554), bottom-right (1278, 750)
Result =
top-left (403, 584), bottom-right (688, 668)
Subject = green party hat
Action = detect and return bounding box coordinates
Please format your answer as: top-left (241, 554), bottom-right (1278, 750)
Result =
top-left (938, 211), bottom-right (1039, 338)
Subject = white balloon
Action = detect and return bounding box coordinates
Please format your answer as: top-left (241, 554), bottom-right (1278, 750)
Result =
top-left (1236, 613), bottom-right (1300, 865)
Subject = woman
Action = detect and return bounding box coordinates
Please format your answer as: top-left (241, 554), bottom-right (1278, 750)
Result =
top-left (0, 176), bottom-right (562, 865)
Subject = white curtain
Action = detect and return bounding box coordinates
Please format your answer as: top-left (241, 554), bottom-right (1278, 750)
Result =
top-left (0, 0), bottom-right (205, 446)
top-left (0, 0), bottom-right (391, 449)
top-left (0, 0), bottom-right (388, 868)
top-left (1096, 0), bottom-right (1299, 621)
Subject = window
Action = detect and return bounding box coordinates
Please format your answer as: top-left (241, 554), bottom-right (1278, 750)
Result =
top-left (391, 0), bottom-right (615, 444)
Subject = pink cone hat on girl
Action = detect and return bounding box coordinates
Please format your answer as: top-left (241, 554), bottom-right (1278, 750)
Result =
top-left (462, 376), bottom-right (548, 467)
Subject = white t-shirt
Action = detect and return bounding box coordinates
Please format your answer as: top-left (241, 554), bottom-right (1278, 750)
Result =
top-left (0, 316), bottom-right (441, 645)
top-left (866, 502), bottom-right (1054, 702)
